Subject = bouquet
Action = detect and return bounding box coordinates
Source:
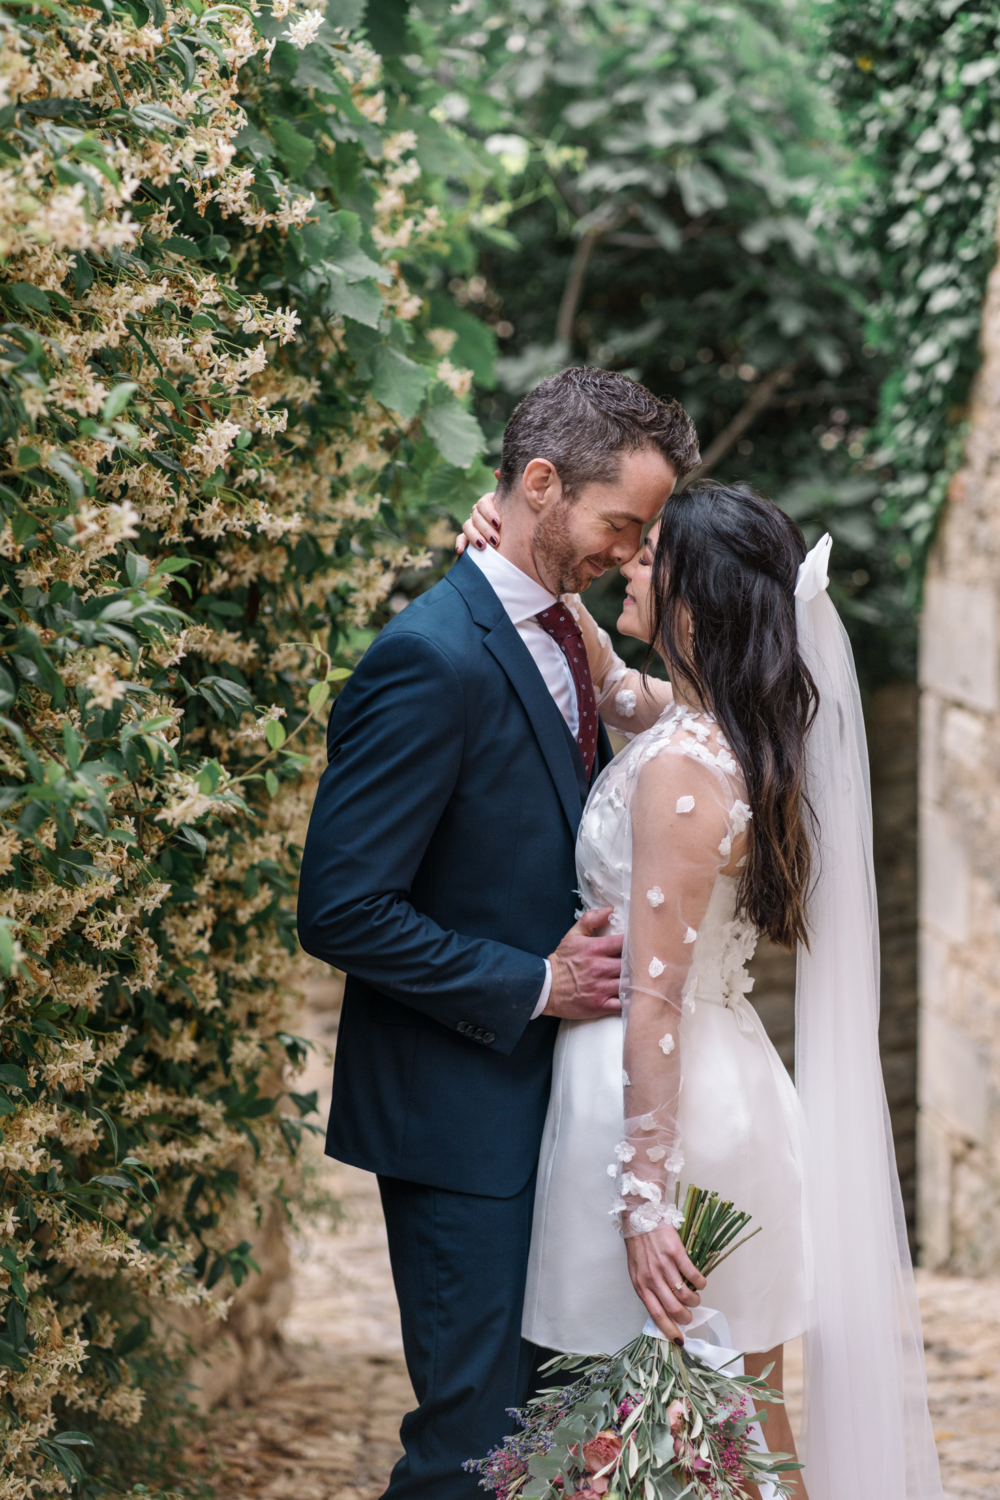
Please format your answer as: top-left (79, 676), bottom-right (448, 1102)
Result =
top-left (465, 1186), bottom-right (803, 1500)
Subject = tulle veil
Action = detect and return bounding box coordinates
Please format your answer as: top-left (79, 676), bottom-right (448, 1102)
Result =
top-left (794, 534), bottom-right (942, 1498)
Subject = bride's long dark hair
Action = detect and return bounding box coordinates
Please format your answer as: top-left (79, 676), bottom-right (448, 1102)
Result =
top-left (648, 481), bottom-right (819, 949)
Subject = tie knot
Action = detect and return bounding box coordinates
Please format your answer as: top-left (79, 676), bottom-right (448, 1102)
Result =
top-left (535, 602), bottom-right (581, 642)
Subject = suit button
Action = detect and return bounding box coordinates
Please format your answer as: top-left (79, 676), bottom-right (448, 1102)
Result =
top-left (474, 1028), bottom-right (485, 1041)
top-left (482, 1031), bottom-right (495, 1044)
top-left (457, 1021), bottom-right (469, 1035)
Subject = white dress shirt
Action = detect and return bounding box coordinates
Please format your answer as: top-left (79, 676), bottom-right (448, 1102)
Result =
top-left (468, 542), bottom-right (580, 737)
top-left (468, 543), bottom-right (580, 1018)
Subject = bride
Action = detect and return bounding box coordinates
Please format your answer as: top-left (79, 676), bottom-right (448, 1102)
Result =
top-left (458, 481), bottom-right (943, 1500)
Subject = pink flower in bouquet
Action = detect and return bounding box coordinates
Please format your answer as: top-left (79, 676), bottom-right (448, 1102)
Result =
top-left (582, 1431), bottom-right (622, 1474)
top-left (616, 1393), bottom-right (640, 1424)
top-left (666, 1398), bottom-right (688, 1435)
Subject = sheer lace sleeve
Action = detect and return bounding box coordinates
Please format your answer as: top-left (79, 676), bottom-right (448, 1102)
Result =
top-left (563, 593), bottom-right (671, 737)
top-left (612, 730), bottom-right (748, 1237)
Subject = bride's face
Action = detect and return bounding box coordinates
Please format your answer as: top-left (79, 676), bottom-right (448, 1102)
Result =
top-left (618, 525), bottom-right (657, 642)
top-left (618, 522), bottom-right (694, 655)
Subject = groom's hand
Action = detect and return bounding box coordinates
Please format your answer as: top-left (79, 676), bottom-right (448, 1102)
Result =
top-left (544, 908), bottom-right (623, 1020)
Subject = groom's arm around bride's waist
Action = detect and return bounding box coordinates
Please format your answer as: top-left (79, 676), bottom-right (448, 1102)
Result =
top-left (297, 624), bottom-right (545, 1053)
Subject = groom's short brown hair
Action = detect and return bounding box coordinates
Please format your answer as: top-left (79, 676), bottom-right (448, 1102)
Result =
top-left (496, 366), bottom-right (700, 501)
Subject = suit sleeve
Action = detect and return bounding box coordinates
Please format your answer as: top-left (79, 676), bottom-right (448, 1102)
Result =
top-left (296, 627), bottom-right (547, 1055)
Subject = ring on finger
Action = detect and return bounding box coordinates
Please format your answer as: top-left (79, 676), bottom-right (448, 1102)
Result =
top-left (673, 1281), bottom-right (686, 1293)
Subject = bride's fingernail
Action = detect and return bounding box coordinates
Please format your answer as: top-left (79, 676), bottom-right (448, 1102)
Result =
top-left (673, 1337), bottom-right (684, 1347)
top-left (476, 540), bottom-right (486, 550)
top-left (489, 535), bottom-right (499, 547)
top-left (491, 517), bottom-right (500, 530)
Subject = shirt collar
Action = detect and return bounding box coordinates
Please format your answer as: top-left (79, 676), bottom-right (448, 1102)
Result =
top-left (467, 542), bottom-right (557, 626)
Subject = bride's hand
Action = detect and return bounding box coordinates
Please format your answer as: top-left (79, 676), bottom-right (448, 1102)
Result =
top-left (625, 1224), bottom-right (707, 1344)
top-left (455, 493), bottom-right (501, 555)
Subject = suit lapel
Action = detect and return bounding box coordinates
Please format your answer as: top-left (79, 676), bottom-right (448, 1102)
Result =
top-left (447, 554), bottom-right (586, 834)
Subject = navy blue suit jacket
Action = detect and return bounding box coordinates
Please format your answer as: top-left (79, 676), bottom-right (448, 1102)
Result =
top-left (297, 551), bottom-right (613, 1198)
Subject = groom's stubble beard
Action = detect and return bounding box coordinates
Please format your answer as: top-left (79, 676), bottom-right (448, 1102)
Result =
top-left (531, 496), bottom-right (619, 594)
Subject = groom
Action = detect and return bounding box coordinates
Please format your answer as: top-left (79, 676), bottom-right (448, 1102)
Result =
top-left (297, 366), bottom-right (700, 1498)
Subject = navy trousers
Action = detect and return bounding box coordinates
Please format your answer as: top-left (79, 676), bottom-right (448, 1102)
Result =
top-left (377, 1173), bottom-right (545, 1499)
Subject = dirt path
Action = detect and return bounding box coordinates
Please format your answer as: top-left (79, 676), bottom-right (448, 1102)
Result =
top-left (201, 980), bottom-right (1000, 1499)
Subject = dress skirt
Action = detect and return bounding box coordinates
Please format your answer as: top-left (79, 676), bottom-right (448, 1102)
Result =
top-left (522, 996), bottom-right (809, 1356)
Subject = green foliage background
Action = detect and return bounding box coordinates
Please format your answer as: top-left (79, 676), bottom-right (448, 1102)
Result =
top-left (0, 0), bottom-right (496, 1493)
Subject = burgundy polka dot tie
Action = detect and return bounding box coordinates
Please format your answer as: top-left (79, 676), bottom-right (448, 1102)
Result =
top-left (535, 602), bottom-right (599, 778)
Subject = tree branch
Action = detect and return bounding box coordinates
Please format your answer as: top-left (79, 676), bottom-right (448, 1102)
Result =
top-left (556, 228), bottom-right (602, 345)
top-left (682, 365), bottom-right (797, 486)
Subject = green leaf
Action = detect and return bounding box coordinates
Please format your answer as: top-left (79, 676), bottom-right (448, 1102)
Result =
top-left (422, 393), bottom-right (486, 468)
top-left (371, 347), bottom-right (432, 420)
top-left (196, 759), bottom-right (222, 794)
top-left (327, 667), bottom-right (352, 681)
top-left (178, 824), bottom-right (208, 856)
top-left (0, 1065), bottom-right (29, 1090)
top-left (265, 719), bottom-right (286, 750)
top-left (325, 271), bottom-right (383, 329)
top-left (233, 124), bottom-right (275, 160)
top-left (161, 236), bottom-right (201, 259)
top-left (0, 667), bottom-right (16, 711)
top-left (125, 551), bottom-right (150, 586)
top-left (7, 283), bottom-right (51, 314)
top-left (102, 382), bottom-right (138, 421)
top-left (45, 451), bottom-right (85, 500)
top-left (307, 680), bottom-right (330, 711)
top-left (0, 1093), bottom-right (17, 1118)
top-left (265, 769), bottom-right (279, 797)
top-left (269, 118), bottom-right (316, 180)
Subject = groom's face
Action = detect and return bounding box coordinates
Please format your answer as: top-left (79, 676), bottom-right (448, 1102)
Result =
top-left (528, 446), bottom-right (676, 594)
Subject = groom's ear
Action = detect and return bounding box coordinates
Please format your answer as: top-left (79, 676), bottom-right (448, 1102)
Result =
top-left (522, 457), bottom-right (563, 513)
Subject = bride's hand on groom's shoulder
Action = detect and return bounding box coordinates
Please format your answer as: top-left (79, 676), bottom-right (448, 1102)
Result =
top-left (455, 494), bottom-right (500, 555)
top-left (544, 908), bottom-right (623, 1021)
top-left (625, 1225), bottom-right (707, 1345)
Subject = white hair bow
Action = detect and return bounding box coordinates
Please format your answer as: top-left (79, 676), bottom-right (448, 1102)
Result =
top-left (794, 531), bottom-right (832, 601)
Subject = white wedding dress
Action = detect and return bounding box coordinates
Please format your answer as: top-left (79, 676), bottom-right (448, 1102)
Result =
top-left (520, 559), bottom-right (944, 1500)
top-left (522, 693), bottom-right (808, 1356)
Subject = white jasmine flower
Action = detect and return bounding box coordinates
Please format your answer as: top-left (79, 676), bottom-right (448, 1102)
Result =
top-left (284, 8), bottom-right (323, 48)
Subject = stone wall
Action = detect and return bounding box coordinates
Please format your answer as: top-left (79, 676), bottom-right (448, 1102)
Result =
top-left (918, 224), bottom-right (1000, 1273)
